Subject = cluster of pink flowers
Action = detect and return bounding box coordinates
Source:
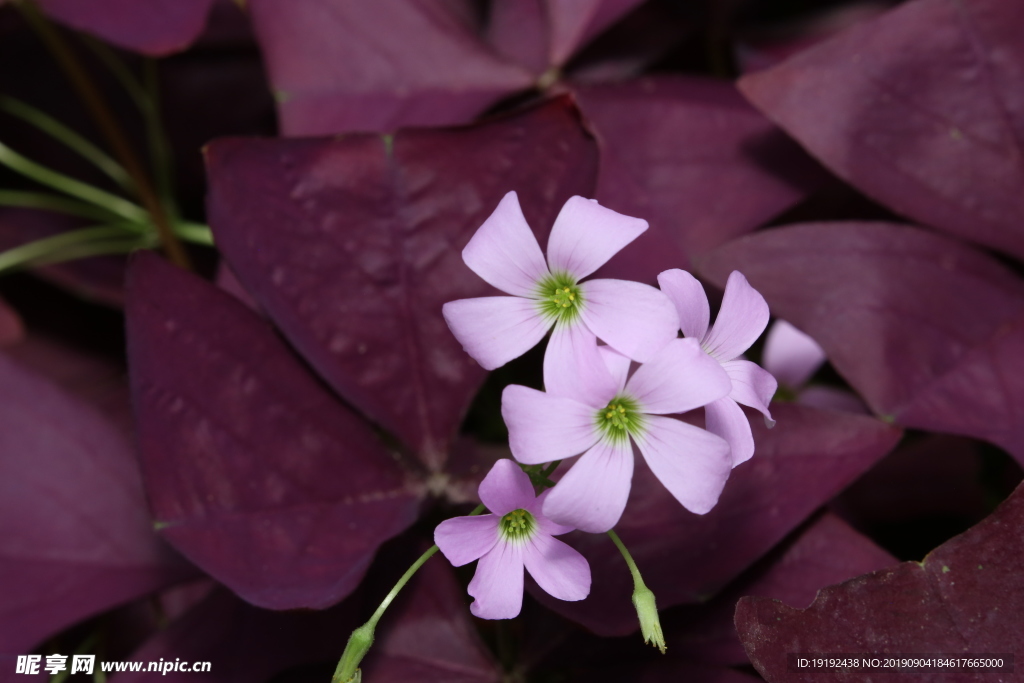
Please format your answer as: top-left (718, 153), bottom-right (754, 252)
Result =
top-left (435, 192), bottom-right (777, 619)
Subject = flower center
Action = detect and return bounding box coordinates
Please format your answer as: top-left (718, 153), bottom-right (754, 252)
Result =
top-left (499, 508), bottom-right (536, 541)
top-left (536, 272), bottom-right (583, 322)
top-left (595, 395), bottom-right (643, 443)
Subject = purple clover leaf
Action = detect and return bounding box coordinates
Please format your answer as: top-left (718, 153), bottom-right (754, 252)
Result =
top-left (435, 459), bottom-right (590, 620)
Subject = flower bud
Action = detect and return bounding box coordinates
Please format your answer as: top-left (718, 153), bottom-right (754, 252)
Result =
top-left (332, 622), bottom-right (373, 683)
top-left (632, 584), bottom-right (666, 654)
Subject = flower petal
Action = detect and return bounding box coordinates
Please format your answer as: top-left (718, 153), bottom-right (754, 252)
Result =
top-left (579, 279), bottom-right (678, 362)
top-left (443, 296), bottom-right (550, 370)
top-left (434, 515), bottom-right (500, 567)
top-left (541, 439), bottom-right (633, 533)
top-left (468, 541), bottom-right (524, 619)
top-left (624, 338), bottom-right (732, 415)
top-left (543, 320), bottom-right (619, 404)
top-left (479, 458), bottom-right (537, 515)
top-left (546, 196), bottom-right (647, 280)
top-left (762, 319), bottom-right (827, 389)
top-left (462, 191), bottom-right (549, 297)
top-left (704, 396), bottom-right (755, 467)
top-left (702, 271), bottom-right (770, 362)
top-left (598, 345), bottom-right (631, 395)
top-left (523, 533), bottom-right (591, 602)
top-left (502, 385), bottom-right (601, 465)
top-left (529, 489), bottom-right (574, 536)
top-left (657, 268), bottom-right (710, 341)
top-left (723, 359), bottom-right (777, 427)
top-left (633, 415), bottom-right (732, 514)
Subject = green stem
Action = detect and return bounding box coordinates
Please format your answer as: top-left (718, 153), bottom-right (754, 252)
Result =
top-left (333, 503), bottom-right (486, 683)
top-left (0, 141), bottom-right (147, 221)
top-left (607, 529), bottom-right (643, 586)
top-left (0, 190), bottom-right (125, 221)
top-left (0, 95), bottom-right (132, 191)
top-left (173, 221), bottom-right (214, 246)
top-left (0, 224), bottom-right (152, 273)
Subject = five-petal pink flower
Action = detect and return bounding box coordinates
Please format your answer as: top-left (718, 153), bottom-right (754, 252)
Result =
top-left (657, 269), bottom-right (778, 467)
top-left (501, 339), bottom-right (733, 533)
top-left (442, 191), bottom-right (678, 398)
top-left (434, 459), bottom-right (591, 619)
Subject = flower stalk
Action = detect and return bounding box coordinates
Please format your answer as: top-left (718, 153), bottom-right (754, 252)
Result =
top-left (607, 529), bottom-right (666, 654)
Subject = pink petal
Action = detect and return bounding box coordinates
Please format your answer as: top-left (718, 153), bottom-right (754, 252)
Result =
top-left (723, 359), bottom-right (777, 427)
top-left (442, 296), bottom-right (550, 370)
top-left (502, 385), bottom-right (601, 465)
top-left (704, 396), bottom-right (755, 467)
top-left (598, 345), bottom-right (631, 395)
top-left (523, 533), bottom-right (591, 602)
top-left (462, 191), bottom-right (549, 297)
top-left (543, 320), bottom-right (618, 404)
top-left (762, 319), bottom-right (827, 389)
top-left (468, 541), bottom-right (524, 619)
top-left (624, 338), bottom-right (732, 415)
top-left (578, 278), bottom-right (678, 362)
top-left (702, 271), bottom-right (770, 362)
top-left (546, 196), bottom-right (648, 280)
top-left (657, 268), bottom-right (710, 340)
top-left (541, 439), bottom-right (633, 533)
top-left (478, 458), bottom-right (537, 515)
top-left (633, 415), bottom-right (732, 514)
top-left (529, 489), bottom-right (574, 536)
top-left (434, 515), bottom-right (500, 566)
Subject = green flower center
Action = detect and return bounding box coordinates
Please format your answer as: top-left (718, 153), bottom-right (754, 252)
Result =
top-left (499, 508), bottom-right (536, 541)
top-left (536, 272), bottom-right (583, 322)
top-left (595, 395), bottom-right (643, 443)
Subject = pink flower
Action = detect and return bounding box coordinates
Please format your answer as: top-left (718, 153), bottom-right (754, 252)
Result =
top-left (442, 192), bottom-right (677, 397)
top-left (657, 269), bottom-right (778, 467)
top-left (763, 320), bottom-right (867, 413)
top-left (434, 459), bottom-right (591, 619)
top-left (501, 339), bottom-right (733, 533)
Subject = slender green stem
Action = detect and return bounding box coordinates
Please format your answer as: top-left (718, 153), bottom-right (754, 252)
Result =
top-left (18, 1), bottom-right (191, 269)
top-left (0, 95), bottom-right (132, 190)
top-left (0, 141), bottom-right (147, 221)
top-left (143, 59), bottom-right (177, 217)
top-left (333, 503), bottom-right (487, 683)
top-left (607, 529), bottom-right (643, 584)
top-left (539, 460), bottom-right (561, 480)
top-left (173, 221), bottom-right (213, 245)
top-left (0, 224), bottom-right (152, 273)
top-left (0, 190), bottom-right (125, 221)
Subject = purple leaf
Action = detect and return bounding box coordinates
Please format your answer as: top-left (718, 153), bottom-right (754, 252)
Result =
top-left (248, 0), bottom-right (532, 135)
top-left (546, 0), bottom-right (648, 67)
top-left (531, 403), bottom-right (901, 635)
top-left (125, 251), bottom-right (422, 610)
top-left (36, 0), bottom-right (215, 56)
top-left (738, 0), bottom-right (1024, 260)
top-left (0, 296), bottom-right (22, 347)
top-left (0, 350), bottom-right (189, 652)
top-left (206, 97), bottom-right (598, 469)
top-left (698, 222), bottom-right (1024, 464)
top-left (575, 76), bottom-right (825, 283)
top-left (669, 513), bottom-right (897, 666)
top-left (736, 480), bottom-right (1024, 682)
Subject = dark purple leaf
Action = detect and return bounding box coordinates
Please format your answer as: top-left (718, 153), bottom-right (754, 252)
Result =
top-left (736, 480), bottom-right (1024, 682)
top-left (206, 97), bottom-right (598, 469)
top-left (575, 76), bottom-right (825, 283)
top-left (669, 513), bottom-right (897, 666)
top-left (0, 295), bottom-right (22, 346)
top-left (115, 556), bottom-right (499, 683)
top-left (36, 0), bottom-right (215, 56)
top-left (486, 0), bottom-right (646, 73)
top-left (738, 0), bottom-right (1024, 260)
top-left (125, 251), bottom-right (422, 610)
top-left (698, 222), bottom-right (1024, 464)
top-left (532, 403), bottom-right (901, 635)
top-left (248, 0), bottom-right (532, 135)
top-left (0, 350), bottom-right (189, 652)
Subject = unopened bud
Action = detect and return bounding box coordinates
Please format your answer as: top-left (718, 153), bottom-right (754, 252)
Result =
top-left (632, 585), bottom-right (666, 654)
top-left (333, 622), bottom-right (374, 683)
